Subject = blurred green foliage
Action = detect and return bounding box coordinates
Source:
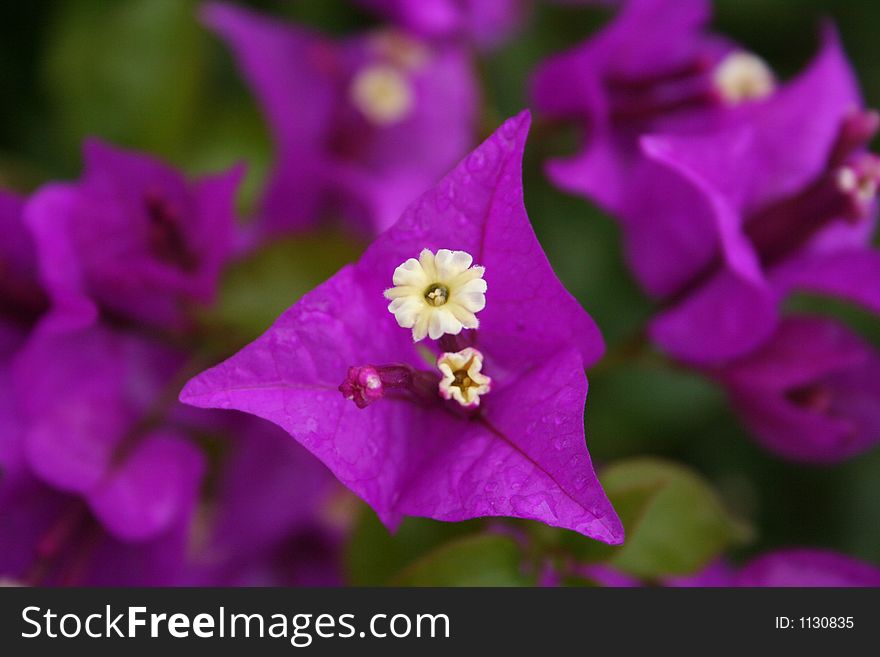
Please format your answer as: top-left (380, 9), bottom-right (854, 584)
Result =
top-left (1, 0), bottom-right (878, 583)
top-left (391, 534), bottom-right (532, 586)
top-left (203, 231), bottom-right (364, 347)
top-left (597, 459), bottom-right (751, 577)
top-left (345, 512), bottom-right (485, 585)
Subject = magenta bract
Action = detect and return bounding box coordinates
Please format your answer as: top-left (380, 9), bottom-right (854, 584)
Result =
top-left (181, 113), bottom-right (622, 544)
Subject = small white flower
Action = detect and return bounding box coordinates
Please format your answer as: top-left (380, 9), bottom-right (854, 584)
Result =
top-left (384, 248), bottom-right (487, 342)
top-left (713, 51), bottom-right (775, 104)
top-left (350, 64), bottom-right (415, 126)
top-left (836, 161), bottom-right (880, 207)
top-left (437, 347), bottom-right (492, 408)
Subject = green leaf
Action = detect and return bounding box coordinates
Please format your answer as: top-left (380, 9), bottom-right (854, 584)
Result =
top-left (391, 534), bottom-right (532, 587)
top-left (345, 509), bottom-right (483, 586)
top-left (43, 0), bottom-right (206, 167)
top-left (200, 231), bottom-right (363, 352)
top-left (599, 458), bottom-right (751, 578)
top-left (555, 477), bottom-right (666, 564)
top-left (586, 361), bottom-right (727, 459)
top-left (182, 102), bottom-right (272, 217)
top-left (784, 292), bottom-right (880, 346)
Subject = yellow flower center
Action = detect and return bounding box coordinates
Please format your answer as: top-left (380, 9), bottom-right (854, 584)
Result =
top-left (350, 64), bottom-right (415, 126)
top-left (424, 283), bottom-right (450, 306)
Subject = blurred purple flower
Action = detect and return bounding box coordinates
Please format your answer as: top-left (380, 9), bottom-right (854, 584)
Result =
top-left (181, 113), bottom-right (622, 544)
top-left (572, 549), bottom-right (880, 587)
top-left (0, 473), bottom-right (198, 586)
top-left (0, 188), bottom-right (47, 482)
top-left (0, 323), bottom-right (26, 473)
top-left (639, 26), bottom-right (880, 364)
top-left (734, 549), bottom-right (880, 587)
top-left (662, 559), bottom-right (735, 587)
top-left (356, 0), bottom-right (526, 50)
top-left (2, 346), bottom-right (340, 586)
top-left (532, 1), bottom-right (880, 365)
top-left (576, 563), bottom-right (642, 587)
top-left (10, 322), bottom-right (205, 543)
top-left (712, 316), bottom-right (880, 463)
top-left (203, 2), bottom-right (479, 236)
top-left (0, 190), bottom-right (46, 326)
top-left (188, 415), bottom-right (343, 586)
top-left (667, 550), bottom-right (880, 587)
top-left (24, 139), bottom-right (243, 331)
top-left (531, 0), bottom-right (744, 213)
top-left (1, 300), bottom-right (203, 584)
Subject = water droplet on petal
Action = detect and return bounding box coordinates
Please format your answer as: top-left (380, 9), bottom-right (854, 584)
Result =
top-left (501, 118), bottom-right (519, 140)
top-left (434, 189), bottom-right (451, 211)
top-left (467, 150), bottom-right (486, 172)
top-left (552, 437), bottom-right (568, 451)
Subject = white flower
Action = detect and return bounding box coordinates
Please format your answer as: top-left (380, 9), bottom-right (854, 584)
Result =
top-left (437, 348), bottom-right (492, 408)
top-left (384, 248), bottom-right (487, 342)
top-left (713, 51), bottom-right (776, 104)
top-left (836, 160), bottom-right (880, 206)
top-left (349, 64), bottom-right (415, 126)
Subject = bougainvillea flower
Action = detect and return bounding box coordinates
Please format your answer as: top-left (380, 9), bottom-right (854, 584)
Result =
top-left (734, 549), bottom-right (880, 587)
top-left (0, 187), bottom-right (46, 372)
top-left (640, 26), bottom-right (880, 364)
top-left (711, 316), bottom-right (880, 463)
top-left (0, 472), bottom-right (198, 586)
top-left (23, 140), bottom-right (242, 331)
top-left (663, 559), bottom-right (736, 587)
top-left (188, 415), bottom-right (342, 586)
top-left (531, 2), bottom-right (880, 364)
top-left (181, 112), bottom-right (622, 544)
top-left (531, 0), bottom-right (763, 214)
top-left (0, 323), bottom-right (26, 476)
top-left (577, 549), bottom-right (880, 587)
top-left (0, 189), bottom-right (46, 324)
top-left (576, 563), bottom-right (642, 587)
top-left (1, 188), bottom-right (47, 479)
top-left (203, 2), bottom-right (478, 236)
top-left (667, 550), bottom-right (880, 587)
top-left (356, 0), bottom-right (526, 50)
top-left (11, 321), bottom-right (205, 542)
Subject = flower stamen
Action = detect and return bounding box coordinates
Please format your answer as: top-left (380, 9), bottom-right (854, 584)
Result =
top-left (424, 283), bottom-right (449, 306)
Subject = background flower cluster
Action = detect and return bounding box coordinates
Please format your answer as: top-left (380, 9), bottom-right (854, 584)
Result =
top-left (1, 0), bottom-right (879, 586)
